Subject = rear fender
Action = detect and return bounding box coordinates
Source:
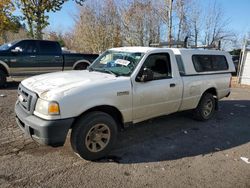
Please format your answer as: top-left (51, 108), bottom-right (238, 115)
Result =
top-left (0, 60), bottom-right (10, 76)
top-left (73, 60), bottom-right (91, 70)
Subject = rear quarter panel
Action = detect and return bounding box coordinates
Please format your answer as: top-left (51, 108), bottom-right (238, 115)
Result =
top-left (179, 73), bottom-right (231, 111)
top-left (175, 49), bottom-right (234, 111)
top-left (63, 54), bottom-right (99, 70)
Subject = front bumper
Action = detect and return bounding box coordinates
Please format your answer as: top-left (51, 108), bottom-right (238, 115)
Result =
top-left (15, 102), bottom-right (74, 147)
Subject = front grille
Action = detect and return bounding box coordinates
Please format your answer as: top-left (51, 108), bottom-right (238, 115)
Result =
top-left (17, 84), bottom-right (38, 114)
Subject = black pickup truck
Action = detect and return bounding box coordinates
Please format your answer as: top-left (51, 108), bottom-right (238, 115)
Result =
top-left (0, 39), bottom-right (99, 87)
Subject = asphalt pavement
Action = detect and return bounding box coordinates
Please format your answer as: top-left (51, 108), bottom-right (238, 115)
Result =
top-left (0, 82), bottom-right (250, 188)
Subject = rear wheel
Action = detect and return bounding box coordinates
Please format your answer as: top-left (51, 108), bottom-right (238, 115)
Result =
top-left (74, 63), bottom-right (88, 70)
top-left (0, 70), bottom-right (7, 88)
top-left (70, 111), bottom-right (117, 160)
top-left (193, 93), bottom-right (216, 121)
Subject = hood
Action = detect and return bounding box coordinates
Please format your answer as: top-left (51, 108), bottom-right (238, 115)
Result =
top-left (21, 70), bottom-right (116, 98)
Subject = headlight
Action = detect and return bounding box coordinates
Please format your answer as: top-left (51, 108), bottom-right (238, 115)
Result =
top-left (35, 98), bottom-right (60, 116)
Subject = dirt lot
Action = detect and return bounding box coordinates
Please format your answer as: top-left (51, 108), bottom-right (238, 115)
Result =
top-left (0, 81), bottom-right (250, 188)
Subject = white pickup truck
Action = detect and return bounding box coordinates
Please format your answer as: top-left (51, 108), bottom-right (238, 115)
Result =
top-left (15, 47), bottom-right (235, 160)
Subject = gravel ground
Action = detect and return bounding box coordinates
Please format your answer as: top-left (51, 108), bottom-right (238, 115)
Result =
top-left (0, 81), bottom-right (250, 188)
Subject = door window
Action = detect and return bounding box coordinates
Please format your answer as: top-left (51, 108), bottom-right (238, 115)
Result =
top-left (39, 41), bottom-right (61, 54)
top-left (138, 53), bottom-right (172, 80)
top-left (25, 41), bottom-right (37, 53)
top-left (13, 41), bottom-right (37, 53)
top-left (12, 41), bottom-right (26, 52)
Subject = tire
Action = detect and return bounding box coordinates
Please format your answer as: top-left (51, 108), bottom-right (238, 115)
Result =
top-left (192, 93), bottom-right (216, 121)
top-left (70, 111), bottom-right (118, 160)
top-left (0, 70), bottom-right (7, 88)
top-left (74, 63), bottom-right (88, 70)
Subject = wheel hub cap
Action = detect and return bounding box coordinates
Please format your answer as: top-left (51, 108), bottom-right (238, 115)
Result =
top-left (203, 99), bottom-right (213, 117)
top-left (85, 124), bottom-right (111, 153)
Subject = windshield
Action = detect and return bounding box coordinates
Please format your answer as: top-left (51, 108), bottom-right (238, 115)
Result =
top-left (0, 41), bottom-right (19, 51)
top-left (89, 50), bottom-right (144, 76)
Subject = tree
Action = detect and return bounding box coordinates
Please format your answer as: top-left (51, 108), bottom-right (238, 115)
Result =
top-left (16, 0), bottom-right (86, 39)
top-left (122, 0), bottom-right (160, 46)
top-left (167, 0), bottom-right (173, 46)
top-left (1, 27), bottom-right (29, 44)
top-left (188, 0), bottom-right (202, 47)
top-left (103, 0), bottom-right (122, 48)
top-left (174, 0), bottom-right (190, 44)
top-left (66, 0), bottom-right (123, 53)
top-left (155, 0), bottom-right (191, 46)
top-left (0, 0), bottom-right (21, 43)
top-left (155, 0), bottom-right (172, 44)
top-left (62, 0), bottom-right (234, 51)
top-left (45, 31), bottom-right (65, 46)
top-left (203, 1), bottom-right (232, 47)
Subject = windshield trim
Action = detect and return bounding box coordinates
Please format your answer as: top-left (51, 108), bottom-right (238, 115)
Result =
top-left (0, 40), bottom-right (20, 51)
top-left (89, 50), bottom-right (145, 77)
top-left (89, 67), bottom-right (119, 77)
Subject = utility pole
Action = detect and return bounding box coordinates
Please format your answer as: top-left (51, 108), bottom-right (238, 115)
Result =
top-left (168, 0), bottom-right (173, 47)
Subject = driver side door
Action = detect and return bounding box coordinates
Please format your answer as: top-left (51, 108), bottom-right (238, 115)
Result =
top-left (132, 52), bottom-right (182, 123)
top-left (9, 40), bottom-right (39, 76)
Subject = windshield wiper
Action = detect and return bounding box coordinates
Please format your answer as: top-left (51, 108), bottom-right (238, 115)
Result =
top-left (102, 69), bottom-right (118, 77)
top-left (88, 67), bottom-right (94, 72)
top-left (88, 67), bottom-right (118, 77)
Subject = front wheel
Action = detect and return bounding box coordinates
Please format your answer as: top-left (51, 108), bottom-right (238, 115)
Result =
top-left (192, 93), bottom-right (216, 121)
top-left (0, 70), bottom-right (7, 88)
top-left (70, 112), bottom-right (118, 160)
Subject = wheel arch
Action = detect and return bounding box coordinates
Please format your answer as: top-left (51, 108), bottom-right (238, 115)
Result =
top-left (73, 60), bottom-right (91, 70)
top-left (201, 87), bottom-right (218, 110)
top-left (73, 105), bottom-right (124, 131)
top-left (0, 61), bottom-right (10, 76)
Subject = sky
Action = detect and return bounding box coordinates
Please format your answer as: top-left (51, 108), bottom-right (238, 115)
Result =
top-left (201, 0), bottom-right (250, 35)
top-left (14, 0), bottom-right (250, 49)
top-left (47, 0), bottom-right (250, 36)
top-left (47, 1), bottom-right (78, 33)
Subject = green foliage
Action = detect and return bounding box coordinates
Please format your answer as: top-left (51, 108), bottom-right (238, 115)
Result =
top-left (16, 0), bottom-right (86, 39)
top-left (0, 0), bottom-right (23, 43)
top-left (47, 31), bottom-right (65, 46)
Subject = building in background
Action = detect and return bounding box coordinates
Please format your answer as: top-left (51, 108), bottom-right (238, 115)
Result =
top-left (238, 40), bottom-right (250, 85)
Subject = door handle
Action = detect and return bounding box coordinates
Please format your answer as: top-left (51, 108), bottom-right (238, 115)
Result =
top-left (170, 83), bottom-right (176, 87)
top-left (54, 56), bottom-right (60, 58)
top-left (30, 56), bottom-right (36, 58)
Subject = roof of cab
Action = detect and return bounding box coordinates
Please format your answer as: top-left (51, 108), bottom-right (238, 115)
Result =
top-left (109, 47), bottom-right (158, 53)
top-left (108, 46), bottom-right (234, 75)
top-left (109, 46), bottom-right (227, 55)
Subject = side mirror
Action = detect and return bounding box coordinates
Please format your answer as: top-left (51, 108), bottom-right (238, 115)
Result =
top-left (11, 47), bottom-right (22, 53)
top-left (139, 68), bottom-right (154, 82)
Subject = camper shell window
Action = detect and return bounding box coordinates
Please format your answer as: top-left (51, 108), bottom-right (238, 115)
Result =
top-left (192, 55), bottom-right (229, 72)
